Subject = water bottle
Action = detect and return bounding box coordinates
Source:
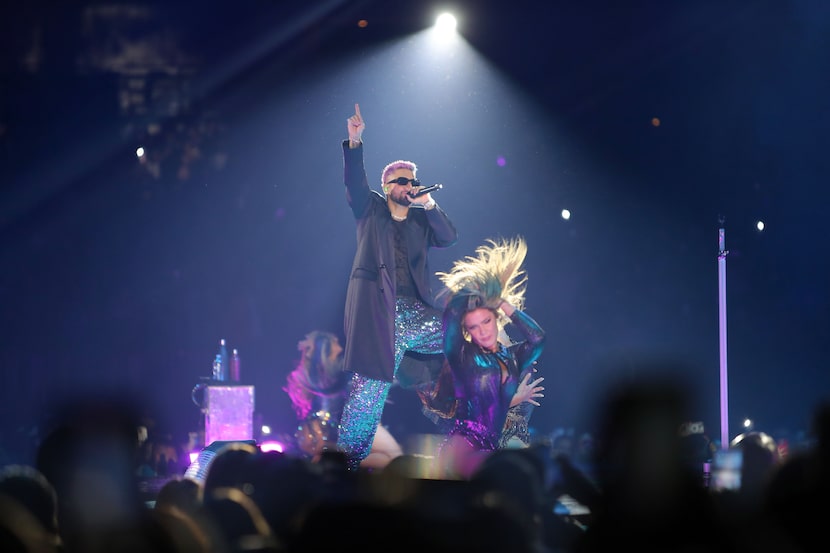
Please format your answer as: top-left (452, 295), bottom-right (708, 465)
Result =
top-left (230, 348), bottom-right (241, 382)
top-left (212, 354), bottom-right (225, 381)
top-left (218, 339), bottom-right (229, 376)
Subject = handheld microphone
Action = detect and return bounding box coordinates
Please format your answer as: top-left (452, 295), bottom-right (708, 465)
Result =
top-left (408, 183), bottom-right (443, 198)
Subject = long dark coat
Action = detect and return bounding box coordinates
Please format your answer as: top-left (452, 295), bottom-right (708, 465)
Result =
top-left (341, 141), bottom-right (458, 382)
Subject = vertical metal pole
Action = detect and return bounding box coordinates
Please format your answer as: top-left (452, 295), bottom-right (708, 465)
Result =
top-left (717, 222), bottom-right (729, 449)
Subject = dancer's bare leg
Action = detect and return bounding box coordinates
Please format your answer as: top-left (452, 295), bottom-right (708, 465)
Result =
top-left (359, 424), bottom-right (403, 470)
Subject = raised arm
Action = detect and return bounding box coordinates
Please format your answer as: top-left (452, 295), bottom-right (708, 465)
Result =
top-left (347, 103), bottom-right (364, 148)
top-left (501, 301), bottom-right (545, 370)
top-left (442, 297), bottom-right (468, 373)
top-left (343, 103), bottom-right (370, 216)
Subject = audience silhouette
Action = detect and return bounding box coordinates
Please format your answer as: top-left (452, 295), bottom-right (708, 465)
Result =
top-left (1, 386), bottom-right (826, 553)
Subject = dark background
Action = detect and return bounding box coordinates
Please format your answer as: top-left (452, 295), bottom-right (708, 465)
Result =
top-left (2, 0), bottom-right (828, 462)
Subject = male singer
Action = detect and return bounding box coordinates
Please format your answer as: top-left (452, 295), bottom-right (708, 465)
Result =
top-left (335, 103), bottom-right (458, 469)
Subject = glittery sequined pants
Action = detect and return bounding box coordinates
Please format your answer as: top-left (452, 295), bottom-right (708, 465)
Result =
top-left (336, 296), bottom-right (443, 469)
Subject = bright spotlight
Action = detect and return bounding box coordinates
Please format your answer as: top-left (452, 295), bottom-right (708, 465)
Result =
top-left (561, 209), bottom-right (571, 220)
top-left (756, 220), bottom-right (765, 231)
top-left (136, 146), bottom-right (145, 158)
top-left (434, 13), bottom-right (457, 35)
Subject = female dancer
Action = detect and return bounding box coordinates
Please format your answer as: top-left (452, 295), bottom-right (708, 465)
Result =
top-left (434, 236), bottom-right (546, 478)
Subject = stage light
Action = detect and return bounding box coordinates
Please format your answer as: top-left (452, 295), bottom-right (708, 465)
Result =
top-left (428, 12), bottom-right (459, 46)
top-left (435, 13), bottom-right (457, 34)
top-left (756, 220), bottom-right (765, 231)
top-left (136, 146), bottom-right (145, 158)
top-left (561, 209), bottom-right (571, 220)
top-left (261, 425), bottom-right (272, 436)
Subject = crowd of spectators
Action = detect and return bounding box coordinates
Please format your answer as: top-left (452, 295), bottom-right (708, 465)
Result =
top-left (1, 380), bottom-right (827, 553)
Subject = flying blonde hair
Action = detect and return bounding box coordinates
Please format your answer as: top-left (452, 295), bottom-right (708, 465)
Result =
top-left (436, 236), bottom-right (528, 328)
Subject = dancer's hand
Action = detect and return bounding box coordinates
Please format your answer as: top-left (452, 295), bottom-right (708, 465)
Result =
top-left (511, 371), bottom-right (545, 407)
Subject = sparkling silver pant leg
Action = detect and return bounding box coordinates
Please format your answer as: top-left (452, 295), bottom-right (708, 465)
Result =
top-left (336, 373), bottom-right (392, 469)
top-left (393, 296), bottom-right (444, 371)
top-left (337, 297), bottom-right (443, 469)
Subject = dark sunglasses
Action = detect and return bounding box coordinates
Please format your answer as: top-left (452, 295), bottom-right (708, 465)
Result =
top-left (385, 176), bottom-right (420, 187)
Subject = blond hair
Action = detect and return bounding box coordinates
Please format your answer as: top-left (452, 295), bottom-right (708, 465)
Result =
top-left (437, 236), bottom-right (528, 328)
